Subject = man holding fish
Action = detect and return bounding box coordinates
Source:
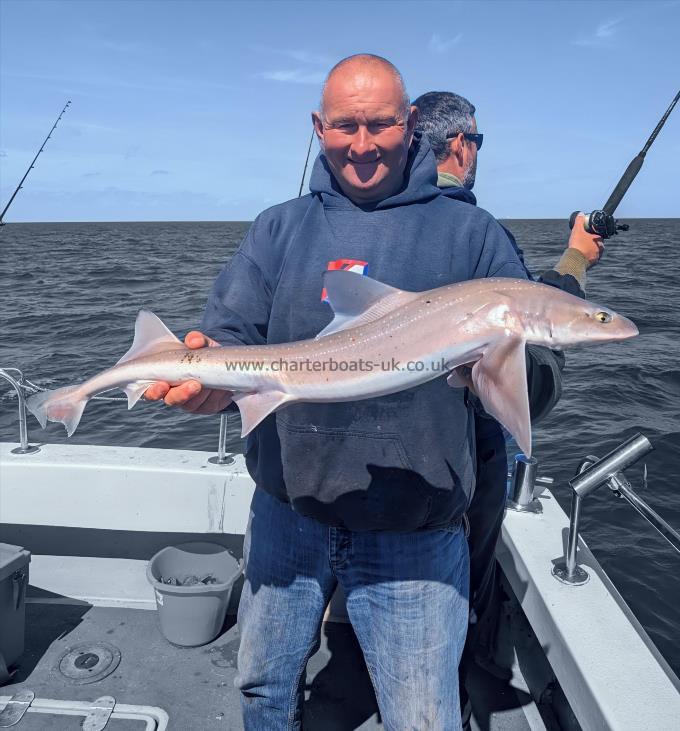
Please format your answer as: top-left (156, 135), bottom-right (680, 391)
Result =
top-left (32, 54), bottom-right (637, 730)
top-left (152, 55), bottom-right (525, 729)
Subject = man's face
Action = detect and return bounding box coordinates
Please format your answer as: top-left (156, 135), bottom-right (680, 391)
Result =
top-left (462, 117), bottom-right (478, 190)
top-left (312, 67), bottom-right (418, 204)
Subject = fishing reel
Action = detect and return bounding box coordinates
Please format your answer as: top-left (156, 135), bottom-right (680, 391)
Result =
top-left (569, 210), bottom-right (629, 240)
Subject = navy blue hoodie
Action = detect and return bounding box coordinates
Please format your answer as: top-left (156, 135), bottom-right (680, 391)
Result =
top-left (202, 136), bottom-right (530, 531)
top-left (440, 186), bottom-right (584, 298)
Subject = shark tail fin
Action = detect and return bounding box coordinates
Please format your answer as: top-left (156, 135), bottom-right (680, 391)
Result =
top-left (27, 385), bottom-right (88, 437)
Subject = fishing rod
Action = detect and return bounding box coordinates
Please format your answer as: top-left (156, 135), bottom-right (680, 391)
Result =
top-left (569, 90), bottom-right (679, 239)
top-left (297, 128), bottom-right (315, 198)
top-left (0, 100), bottom-right (72, 226)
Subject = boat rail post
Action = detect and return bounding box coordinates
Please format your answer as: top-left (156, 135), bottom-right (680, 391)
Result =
top-left (208, 412), bottom-right (235, 466)
top-left (562, 489), bottom-right (588, 584)
top-left (553, 434), bottom-right (654, 585)
top-left (0, 368), bottom-right (40, 455)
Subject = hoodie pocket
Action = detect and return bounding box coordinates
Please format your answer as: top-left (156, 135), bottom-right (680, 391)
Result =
top-left (275, 416), bottom-right (428, 529)
top-left (277, 417), bottom-right (413, 477)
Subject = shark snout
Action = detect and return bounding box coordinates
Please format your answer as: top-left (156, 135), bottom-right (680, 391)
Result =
top-left (613, 314), bottom-right (639, 341)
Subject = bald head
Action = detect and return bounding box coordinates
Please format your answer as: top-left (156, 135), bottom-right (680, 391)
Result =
top-left (319, 54), bottom-right (410, 120)
top-left (312, 54), bottom-right (418, 204)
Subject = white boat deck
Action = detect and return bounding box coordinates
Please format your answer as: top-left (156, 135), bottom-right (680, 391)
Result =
top-left (1, 442), bottom-right (679, 730)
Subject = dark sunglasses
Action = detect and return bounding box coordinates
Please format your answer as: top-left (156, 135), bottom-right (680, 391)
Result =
top-left (446, 132), bottom-right (483, 150)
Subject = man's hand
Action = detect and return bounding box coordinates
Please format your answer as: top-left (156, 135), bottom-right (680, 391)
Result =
top-left (568, 212), bottom-right (604, 267)
top-left (143, 331), bottom-right (234, 414)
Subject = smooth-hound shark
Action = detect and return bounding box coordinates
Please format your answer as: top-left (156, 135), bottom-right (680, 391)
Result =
top-left (27, 270), bottom-right (638, 456)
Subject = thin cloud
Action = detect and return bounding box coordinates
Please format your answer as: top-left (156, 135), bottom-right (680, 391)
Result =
top-left (0, 151), bottom-right (7, 158)
top-left (428, 33), bottom-right (462, 54)
top-left (278, 49), bottom-right (331, 66)
top-left (254, 45), bottom-right (330, 84)
top-left (251, 45), bottom-right (332, 66)
top-left (82, 172), bottom-right (101, 178)
top-left (67, 121), bottom-right (118, 135)
top-left (573, 18), bottom-right (623, 46)
top-left (259, 69), bottom-right (326, 85)
top-left (3, 69), bottom-right (235, 96)
top-left (98, 38), bottom-right (146, 54)
top-left (151, 169), bottom-right (170, 176)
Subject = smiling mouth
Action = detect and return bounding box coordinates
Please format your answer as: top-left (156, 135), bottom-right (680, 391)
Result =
top-left (347, 159), bottom-right (380, 166)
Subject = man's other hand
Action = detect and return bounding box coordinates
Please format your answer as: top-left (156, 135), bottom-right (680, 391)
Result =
top-left (143, 331), bottom-right (234, 414)
top-left (568, 212), bottom-right (604, 267)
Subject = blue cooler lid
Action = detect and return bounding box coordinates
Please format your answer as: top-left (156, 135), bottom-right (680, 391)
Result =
top-left (0, 543), bottom-right (31, 582)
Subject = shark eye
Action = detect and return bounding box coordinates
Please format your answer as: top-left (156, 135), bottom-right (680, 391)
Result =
top-left (595, 311), bottom-right (612, 323)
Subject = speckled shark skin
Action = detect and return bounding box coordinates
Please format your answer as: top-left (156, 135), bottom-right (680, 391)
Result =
top-left (27, 270), bottom-right (637, 455)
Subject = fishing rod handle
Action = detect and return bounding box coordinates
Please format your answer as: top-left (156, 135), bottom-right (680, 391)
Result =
top-left (602, 153), bottom-right (645, 215)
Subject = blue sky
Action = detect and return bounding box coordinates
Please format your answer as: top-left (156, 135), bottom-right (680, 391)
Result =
top-left (1, 0), bottom-right (678, 221)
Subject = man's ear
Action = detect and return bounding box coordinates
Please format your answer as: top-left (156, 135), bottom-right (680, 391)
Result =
top-left (406, 105), bottom-right (419, 146)
top-left (449, 133), bottom-right (465, 164)
top-left (312, 112), bottom-right (324, 148)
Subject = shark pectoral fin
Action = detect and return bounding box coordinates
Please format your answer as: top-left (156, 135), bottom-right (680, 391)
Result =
top-left (471, 337), bottom-right (532, 457)
top-left (446, 367), bottom-right (473, 390)
top-left (123, 381), bottom-right (156, 409)
top-left (231, 391), bottom-right (295, 437)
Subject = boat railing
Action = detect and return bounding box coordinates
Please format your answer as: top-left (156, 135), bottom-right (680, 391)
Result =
top-left (0, 367), bottom-right (235, 465)
top-left (0, 368), bottom-right (40, 455)
top-left (3, 365), bottom-right (678, 573)
top-left (506, 433), bottom-right (680, 585)
top-left (209, 412), bottom-right (235, 466)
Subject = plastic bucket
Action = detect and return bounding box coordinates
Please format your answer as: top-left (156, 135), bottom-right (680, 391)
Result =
top-left (146, 542), bottom-right (243, 647)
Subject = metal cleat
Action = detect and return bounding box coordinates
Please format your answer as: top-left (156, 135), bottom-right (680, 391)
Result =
top-left (0, 690), bottom-right (34, 728)
top-left (82, 696), bottom-right (115, 731)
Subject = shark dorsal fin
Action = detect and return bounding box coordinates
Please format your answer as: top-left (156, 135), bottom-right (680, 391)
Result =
top-left (316, 270), bottom-right (416, 339)
top-left (117, 310), bottom-right (186, 365)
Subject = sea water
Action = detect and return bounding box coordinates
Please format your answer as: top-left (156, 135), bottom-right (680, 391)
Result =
top-left (1, 219), bottom-right (679, 676)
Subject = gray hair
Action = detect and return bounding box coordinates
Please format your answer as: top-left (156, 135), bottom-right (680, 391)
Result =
top-left (412, 91), bottom-right (476, 162)
top-left (319, 54), bottom-right (411, 122)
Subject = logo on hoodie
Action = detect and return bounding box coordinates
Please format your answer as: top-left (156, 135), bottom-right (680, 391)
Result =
top-left (321, 259), bottom-right (369, 302)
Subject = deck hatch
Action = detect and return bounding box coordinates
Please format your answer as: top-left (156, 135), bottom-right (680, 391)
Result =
top-left (57, 642), bottom-right (121, 685)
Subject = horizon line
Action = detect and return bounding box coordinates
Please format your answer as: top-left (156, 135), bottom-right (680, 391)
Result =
top-left (3, 216), bottom-right (679, 225)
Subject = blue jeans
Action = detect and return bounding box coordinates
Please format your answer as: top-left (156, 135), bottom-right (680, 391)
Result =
top-left (236, 488), bottom-right (469, 730)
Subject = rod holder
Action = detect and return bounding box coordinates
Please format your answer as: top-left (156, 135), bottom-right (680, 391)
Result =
top-left (569, 433), bottom-right (653, 497)
top-left (507, 454), bottom-right (543, 513)
top-left (553, 433), bottom-right (654, 586)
